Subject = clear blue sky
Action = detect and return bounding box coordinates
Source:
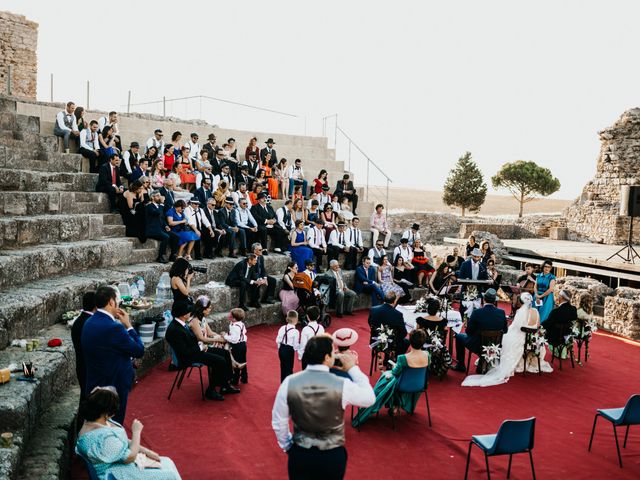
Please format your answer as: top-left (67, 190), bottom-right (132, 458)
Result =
top-left (5, 0), bottom-right (640, 199)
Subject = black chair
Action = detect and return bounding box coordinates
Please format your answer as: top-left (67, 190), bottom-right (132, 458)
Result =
top-left (466, 330), bottom-right (504, 376)
top-left (520, 326), bottom-right (542, 376)
top-left (588, 394), bottom-right (640, 468)
top-left (550, 324), bottom-right (575, 370)
top-left (167, 347), bottom-right (205, 401)
top-left (574, 319), bottom-right (591, 363)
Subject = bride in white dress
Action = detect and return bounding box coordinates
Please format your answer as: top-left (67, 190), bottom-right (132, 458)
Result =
top-left (462, 292), bottom-right (553, 387)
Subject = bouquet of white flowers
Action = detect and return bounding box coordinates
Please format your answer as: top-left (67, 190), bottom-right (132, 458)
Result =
top-left (526, 327), bottom-right (548, 356)
top-left (572, 318), bottom-right (598, 340)
top-left (482, 344), bottom-right (501, 371)
top-left (424, 328), bottom-right (452, 377)
top-left (370, 325), bottom-right (395, 353)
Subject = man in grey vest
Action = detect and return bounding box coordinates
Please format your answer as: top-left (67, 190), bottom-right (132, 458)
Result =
top-left (271, 335), bottom-right (375, 479)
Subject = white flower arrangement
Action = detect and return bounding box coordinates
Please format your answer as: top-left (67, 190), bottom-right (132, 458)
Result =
top-left (481, 344), bottom-right (501, 369)
top-left (370, 325), bottom-right (395, 352)
top-left (572, 318), bottom-right (598, 340)
top-left (464, 285), bottom-right (479, 302)
top-left (414, 293), bottom-right (440, 313)
top-left (526, 326), bottom-right (548, 356)
top-left (424, 329), bottom-right (443, 351)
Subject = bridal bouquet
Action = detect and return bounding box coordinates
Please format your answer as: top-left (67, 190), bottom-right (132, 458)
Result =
top-left (481, 344), bottom-right (501, 370)
top-left (414, 294), bottom-right (439, 313)
top-left (572, 318), bottom-right (598, 340)
top-left (526, 327), bottom-right (548, 356)
top-left (370, 326), bottom-right (395, 353)
top-left (464, 286), bottom-right (479, 302)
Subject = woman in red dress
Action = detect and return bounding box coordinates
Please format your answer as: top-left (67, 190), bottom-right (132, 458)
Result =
top-left (177, 145), bottom-right (195, 192)
top-left (314, 169), bottom-right (329, 194)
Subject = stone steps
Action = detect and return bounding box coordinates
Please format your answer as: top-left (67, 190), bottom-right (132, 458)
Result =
top-left (0, 168), bottom-right (96, 192)
top-left (0, 190), bottom-right (110, 216)
top-left (0, 144), bottom-right (83, 173)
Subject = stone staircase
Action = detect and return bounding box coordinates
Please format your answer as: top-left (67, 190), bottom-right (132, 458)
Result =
top-left (0, 95), bottom-right (395, 480)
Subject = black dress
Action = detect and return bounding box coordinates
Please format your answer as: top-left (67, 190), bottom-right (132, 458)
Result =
top-left (171, 283), bottom-right (193, 305)
top-left (118, 195), bottom-right (145, 240)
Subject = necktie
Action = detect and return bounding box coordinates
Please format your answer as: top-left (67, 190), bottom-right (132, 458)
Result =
top-left (245, 265), bottom-right (250, 278)
top-left (340, 232), bottom-right (344, 245)
top-left (196, 211), bottom-right (201, 230)
top-left (111, 166), bottom-right (116, 184)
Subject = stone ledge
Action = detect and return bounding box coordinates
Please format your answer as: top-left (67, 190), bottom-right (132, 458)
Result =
top-left (0, 168), bottom-right (96, 193)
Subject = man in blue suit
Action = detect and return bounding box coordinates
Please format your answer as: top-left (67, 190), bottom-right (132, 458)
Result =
top-left (354, 257), bottom-right (384, 307)
top-left (145, 190), bottom-right (179, 263)
top-left (81, 285), bottom-right (145, 424)
top-left (452, 288), bottom-right (508, 372)
top-left (456, 247), bottom-right (489, 281)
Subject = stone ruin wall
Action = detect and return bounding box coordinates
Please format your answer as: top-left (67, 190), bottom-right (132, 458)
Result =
top-left (564, 108), bottom-right (640, 244)
top-left (0, 11), bottom-right (38, 99)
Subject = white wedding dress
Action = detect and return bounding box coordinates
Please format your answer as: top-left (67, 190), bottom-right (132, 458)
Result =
top-left (461, 303), bottom-right (553, 387)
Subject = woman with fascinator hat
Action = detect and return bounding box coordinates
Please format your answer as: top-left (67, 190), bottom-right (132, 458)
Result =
top-left (462, 292), bottom-right (553, 387)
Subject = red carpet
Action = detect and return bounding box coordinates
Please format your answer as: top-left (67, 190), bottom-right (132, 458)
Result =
top-left (74, 311), bottom-right (640, 479)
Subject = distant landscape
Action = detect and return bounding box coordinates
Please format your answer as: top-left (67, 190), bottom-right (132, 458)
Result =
top-left (381, 187), bottom-right (574, 216)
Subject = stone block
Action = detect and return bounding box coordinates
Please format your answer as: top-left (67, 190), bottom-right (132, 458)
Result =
top-left (549, 227), bottom-right (568, 240)
top-left (603, 296), bottom-right (640, 340)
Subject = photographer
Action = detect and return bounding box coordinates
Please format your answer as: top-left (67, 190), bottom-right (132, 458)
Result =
top-left (169, 258), bottom-right (195, 305)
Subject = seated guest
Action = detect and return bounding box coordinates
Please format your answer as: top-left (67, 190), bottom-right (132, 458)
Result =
top-left (352, 329), bottom-right (428, 427)
top-left (186, 132), bottom-right (200, 162)
top-left (163, 144), bottom-right (175, 175)
top-left (325, 260), bottom-right (356, 318)
top-left (313, 169), bottom-right (329, 194)
top-left (355, 257), bottom-right (384, 307)
top-left (159, 177), bottom-right (176, 214)
top-left (166, 301), bottom-right (239, 400)
top-left (177, 146), bottom-right (196, 192)
top-left (150, 159), bottom-right (166, 189)
top-left (545, 289), bottom-right (578, 354)
top-left (279, 262), bottom-right (300, 316)
top-left (98, 111), bottom-right (122, 153)
top-left (145, 129), bottom-right (165, 157)
top-left (121, 141), bottom-right (142, 180)
top-left (377, 255), bottom-right (411, 305)
top-left (76, 387), bottom-right (181, 479)
top-left (130, 158), bottom-right (148, 183)
top-left (290, 198), bottom-right (307, 226)
top-left (317, 184), bottom-right (332, 209)
top-left (71, 291), bottom-right (97, 406)
top-left (344, 217), bottom-right (365, 270)
top-left (213, 180), bottom-right (230, 209)
top-left (184, 198), bottom-right (215, 260)
top-left (96, 154), bottom-right (124, 213)
top-left (54, 101), bottom-right (80, 153)
top-left (370, 203), bottom-right (391, 248)
top-left (465, 235), bottom-right (478, 258)
top-left (189, 295), bottom-right (231, 351)
top-left (202, 134), bottom-right (220, 170)
top-left (416, 297), bottom-right (447, 332)
top-left (74, 105), bottom-right (87, 132)
top-left (480, 239), bottom-right (495, 264)
top-left (289, 220), bottom-right (314, 272)
top-left (452, 288), bottom-right (508, 373)
top-left (306, 218), bottom-right (327, 272)
top-left (261, 137), bottom-right (278, 166)
top-left (118, 180), bottom-right (144, 239)
top-left (251, 192), bottom-right (288, 253)
top-left (401, 223), bottom-right (421, 246)
top-left (320, 203), bottom-right (338, 241)
top-left (145, 190), bottom-right (178, 263)
top-left (306, 199), bottom-right (320, 225)
top-left (166, 199), bottom-right (200, 260)
top-left (225, 254), bottom-right (265, 310)
top-left (411, 239), bottom-right (434, 287)
top-left (457, 247), bottom-right (488, 281)
top-left (451, 247), bottom-right (465, 271)
top-left (486, 259), bottom-right (500, 287)
top-left (195, 160), bottom-right (215, 189)
top-left (79, 120), bottom-right (100, 173)
top-left (430, 262), bottom-right (454, 295)
top-left (287, 158), bottom-right (308, 199)
top-left (331, 194), bottom-right (341, 214)
top-left (392, 238), bottom-right (415, 272)
top-left (82, 286), bottom-right (144, 424)
top-left (232, 182), bottom-right (252, 208)
top-left (233, 198), bottom-right (258, 253)
top-left (367, 240), bottom-right (387, 267)
top-left (339, 195), bottom-right (353, 221)
top-left (335, 173), bottom-right (358, 215)
top-left (216, 196), bottom-right (244, 258)
top-left (393, 257), bottom-right (413, 302)
top-left (252, 242), bottom-right (277, 305)
top-left (276, 199), bottom-right (294, 235)
top-left (236, 166), bottom-right (254, 194)
top-left (331, 328), bottom-right (359, 367)
top-left (327, 221), bottom-right (350, 265)
top-left (98, 125), bottom-right (119, 167)
top-left (217, 162), bottom-right (235, 192)
top-left (368, 291), bottom-right (408, 356)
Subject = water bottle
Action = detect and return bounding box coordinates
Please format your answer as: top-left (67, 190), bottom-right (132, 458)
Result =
top-left (155, 272), bottom-right (171, 301)
top-left (130, 282), bottom-right (140, 300)
top-left (163, 310), bottom-right (173, 323)
top-left (137, 277), bottom-right (146, 297)
top-left (117, 282), bottom-right (131, 301)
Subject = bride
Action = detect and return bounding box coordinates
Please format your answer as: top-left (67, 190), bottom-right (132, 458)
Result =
top-left (462, 292), bottom-right (552, 387)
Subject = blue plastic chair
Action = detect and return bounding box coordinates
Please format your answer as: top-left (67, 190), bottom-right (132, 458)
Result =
top-left (166, 346), bottom-right (206, 401)
top-left (464, 417), bottom-right (536, 480)
top-left (588, 394), bottom-right (640, 468)
top-left (391, 366), bottom-right (431, 429)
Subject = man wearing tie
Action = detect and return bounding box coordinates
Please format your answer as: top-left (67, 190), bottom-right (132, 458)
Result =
top-left (236, 165), bottom-right (254, 191)
top-left (306, 218), bottom-right (327, 272)
top-left (252, 242), bottom-right (277, 306)
top-left (225, 254), bottom-right (267, 310)
top-left (345, 217), bottom-right (365, 270)
top-left (233, 199), bottom-right (258, 254)
top-left (335, 173), bottom-right (359, 215)
top-left (216, 196), bottom-right (244, 258)
top-left (185, 197), bottom-right (216, 260)
top-left (203, 197), bottom-right (226, 258)
top-left (401, 223), bottom-right (421, 247)
top-left (96, 153), bottom-right (124, 213)
top-left (159, 177), bottom-right (176, 214)
top-left (251, 192), bottom-right (288, 254)
top-left (328, 222), bottom-right (351, 265)
top-left (145, 190), bottom-right (179, 263)
top-left (195, 178), bottom-right (214, 206)
top-left (354, 257), bottom-right (384, 307)
top-left (79, 120), bottom-right (100, 173)
top-left (287, 158), bottom-right (308, 199)
top-left (326, 260), bottom-right (356, 318)
top-left (276, 199), bottom-right (294, 235)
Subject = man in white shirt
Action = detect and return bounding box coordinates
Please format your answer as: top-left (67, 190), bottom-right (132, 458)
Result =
top-left (367, 240), bottom-right (387, 267)
top-left (271, 335), bottom-right (375, 479)
top-left (54, 101), bottom-right (80, 152)
top-left (216, 162), bottom-right (235, 192)
top-left (276, 199), bottom-right (294, 233)
top-left (196, 162), bottom-right (215, 190)
top-left (401, 223), bottom-right (421, 246)
top-left (317, 185), bottom-right (332, 209)
top-left (186, 132), bottom-right (200, 161)
top-left (328, 222), bottom-right (351, 266)
top-left (392, 238), bottom-right (415, 271)
top-left (297, 306), bottom-right (325, 360)
top-left (184, 198), bottom-right (215, 260)
top-left (306, 218), bottom-right (327, 272)
top-left (98, 111), bottom-right (122, 153)
top-left (79, 120), bottom-right (100, 173)
top-left (145, 129), bottom-right (164, 155)
top-left (345, 217), bottom-right (365, 270)
top-left (232, 182), bottom-right (252, 208)
top-left (233, 199), bottom-right (258, 254)
top-left (121, 142), bottom-right (141, 179)
top-left (287, 158), bottom-right (308, 199)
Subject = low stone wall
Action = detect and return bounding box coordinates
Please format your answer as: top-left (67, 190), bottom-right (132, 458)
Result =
top-left (0, 12), bottom-right (38, 99)
top-left (387, 212), bottom-right (462, 243)
top-left (603, 296), bottom-right (640, 340)
top-left (458, 215), bottom-right (565, 240)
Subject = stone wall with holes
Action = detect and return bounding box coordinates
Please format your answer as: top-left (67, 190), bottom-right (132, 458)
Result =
top-left (0, 11), bottom-right (38, 99)
top-left (564, 108), bottom-right (640, 244)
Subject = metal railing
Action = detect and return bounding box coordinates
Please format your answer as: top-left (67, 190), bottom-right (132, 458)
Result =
top-left (323, 114), bottom-right (393, 214)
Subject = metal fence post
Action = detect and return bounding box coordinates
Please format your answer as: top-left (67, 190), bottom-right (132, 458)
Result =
top-left (386, 179), bottom-right (390, 218)
top-left (163, 96), bottom-right (166, 117)
top-left (127, 90), bottom-right (131, 114)
top-left (334, 114), bottom-right (338, 150)
top-left (86, 81), bottom-right (90, 109)
top-left (348, 140), bottom-right (352, 172)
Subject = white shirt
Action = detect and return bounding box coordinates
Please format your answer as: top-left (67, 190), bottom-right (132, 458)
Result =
top-left (317, 193), bottom-right (331, 208)
top-left (328, 229), bottom-right (350, 249)
top-left (471, 260), bottom-right (480, 280)
top-left (271, 364), bottom-right (375, 451)
top-left (96, 308), bottom-right (135, 332)
top-left (184, 206), bottom-right (211, 230)
top-left (56, 110), bottom-right (78, 132)
top-left (223, 321), bottom-right (247, 344)
top-left (401, 229), bottom-right (421, 246)
top-left (234, 207), bottom-right (257, 228)
top-left (298, 321), bottom-right (325, 360)
top-left (79, 128), bottom-right (99, 150)
top-left (348, 227), bottom-right (363, 248)
top-left (98, 117), bottom-right (119, 136)
top-left (276, 324), bottom-right (300, 349)
top-left (186, 140), bottom-right (201, 160)
top-left (393, 245), bottom-right (414, 263)
top-left (232, 190), bottom-right (252, 208)
top-left (276, 206), bottom-right (293, 230)
top-left (145, 136), bottom-right (164, 155)
top-left (368, 246), bottom-right (386, 261)
top-left (288, 165), bottom-right (304, 180)
top-left (306, 227), bottom-right (326, 249)
top-left (122, 150), bottom-right (141, 174)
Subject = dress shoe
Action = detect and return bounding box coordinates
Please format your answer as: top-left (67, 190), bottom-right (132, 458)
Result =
top-left (451, 364), bottom-right (467, 373)
top-left (156, 256), bottom-right (168, 264)
top-left (249, 302), bottom-right (262, 309)
top-left (221, 385), bottom-right (241, 394)
top-left (262, 297), bottom-right (275, 305)
top-left (205, 390), bottom-right (225, 401)
top-left (273, 248), bottom-right (282, 253)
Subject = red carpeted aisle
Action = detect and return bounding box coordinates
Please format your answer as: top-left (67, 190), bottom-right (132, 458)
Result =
top-left (75, 311), bottom-right (640, 479)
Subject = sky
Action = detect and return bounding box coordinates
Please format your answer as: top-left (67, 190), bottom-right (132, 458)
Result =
top-left (5, 0), bottom-right (640, 199)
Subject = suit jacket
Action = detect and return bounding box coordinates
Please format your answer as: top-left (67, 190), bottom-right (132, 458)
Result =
top-left (216, 207), bottom-right (237, 229)
top-left (71, 311), bottom-right (93, 393)
top-left (354, 265), bottom-right (377, 293)
top-left (254, 255), bottom-right (273, 279)
top-left (251, 203), bottom-right (277, 228)
top-left (368, 303), bottom-right (407, 346)
top-left (130, 167), bottom-right (145, 183)
top-left (244, 159), bottom-right (260, 177)
top-left (260, 147), bottom-right (278, 167)
top-left (165, 319), bottom-right (201, 368)
top-left (81, 310), bottom-right (144, 395)
top-left (159, 186), bottom-right (175, 213)
top-left (96, 162), bottom-right (122, 192)
top-left (236, 173), bottom-right (253, 191)
top-left (225, 259), bottom-right (258, 286)
top-left (545, 301), bottom-right (578, 346)
top-left (457, 258), bottom-right (489, 280)
top-left (145, 202), bottom-right (168, 237)
top-left (203, 206), bottom-right (218, 228)
top-left (195, 186), bottom-right (213, 206)
top-left (335, 180), bottom-right (355, 197)
top-left (464, 304), bottom-right (508, 353)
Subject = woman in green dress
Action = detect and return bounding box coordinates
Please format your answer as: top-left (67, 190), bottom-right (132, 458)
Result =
top-left (352, 329), bottom-right (429, 427)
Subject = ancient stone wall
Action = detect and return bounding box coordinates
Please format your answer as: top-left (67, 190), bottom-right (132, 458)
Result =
top-left (387, 212), bottom-right (463, 243)
top-left (0, 11), bottom-right (37, 99)
top-left (564, 108), bottom-right (640, 244)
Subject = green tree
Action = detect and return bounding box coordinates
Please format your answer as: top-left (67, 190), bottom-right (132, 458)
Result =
top-left (491, 160), bottom-right (561, 218)
top-left (442, 151), bottom-right (487, 216)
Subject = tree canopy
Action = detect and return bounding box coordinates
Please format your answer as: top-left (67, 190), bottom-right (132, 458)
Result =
top-left (442, 151), bottom-right (487, 217)
top-left (491, 160), bottom-right (561, 217)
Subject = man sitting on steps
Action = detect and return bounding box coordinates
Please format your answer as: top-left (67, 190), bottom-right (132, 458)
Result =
top-left (54, 101), bottom-right (80, 153)
top-left (96, 153), bottom-right (124, 213)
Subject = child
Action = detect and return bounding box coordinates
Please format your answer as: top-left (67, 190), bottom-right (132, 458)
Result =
top-left (298, 306), bottom-right (325, 365)
top-left (292, 185), bottom-right (303, 203)
top-left (223, 308), bottom-right (248, 384)
top-left (332, 327), bottom-right (359, 364)
top-left (276, 310), bottom-right (300, 382)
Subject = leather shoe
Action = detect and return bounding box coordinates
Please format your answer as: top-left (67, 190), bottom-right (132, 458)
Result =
top-left (205, 390), bottom-right (224, 401)
top-left (262, 297), bottom-right (275, 305)
top-left (451, 364), bottom-right (466, 373)
top-left (221, 385), bottom-right (241, 394)
top-left (249, 302), bottom-right (262, 309)
top-left (156, 256), bottom-right (168, 264)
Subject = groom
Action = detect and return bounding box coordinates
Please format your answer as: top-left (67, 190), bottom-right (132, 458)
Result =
top-left (452, 288), bottom-right (508, 373)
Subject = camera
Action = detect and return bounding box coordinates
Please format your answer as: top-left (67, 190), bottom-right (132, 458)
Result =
top-left (333, 357), bottom-right (343, 367)
top-left (188, 264), bottom-right (208, 274)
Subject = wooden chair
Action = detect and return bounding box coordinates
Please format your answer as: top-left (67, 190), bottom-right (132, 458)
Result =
top-left (550, 324), bottom-right (575, 370)
top-left (520, 326), bottom-right (542, 376)
top-left (574, 319), bottom-right (591, 363)
top-left (466, 330), bottom-right (504, 376)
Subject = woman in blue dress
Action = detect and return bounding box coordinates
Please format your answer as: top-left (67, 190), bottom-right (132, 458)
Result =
top-left (76, 387), bottom-right (181, 480)
top-left (165, 199), bottom-right (200, 260)
top-left (289, 219), bottom-right (314, 271)
top-left (352, 329), bottom-right (429, 427)
top-left (535, 259), bottom-right (556, 323)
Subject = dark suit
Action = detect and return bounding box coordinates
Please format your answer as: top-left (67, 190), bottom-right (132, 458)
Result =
top-left (202, 206), bottom-right (222, 257)
top-left (335, 180), bottom-right (358, 214)
top-left (368, 303), bottom-right (408, 355)
top-left (236, 173), bottom-right (253, 191)
top-left (254, 254), bottom-right (276, 302)
top-left (455, 303), bottom-right (508, 366)
top-left (260, 147), bottom-right (278, 167)
top-left (456, 258), bottom-right (489, 281)
top-left (145, 202), bottom-right (178, 259)
top-left (130, 167), bottom-right (145, 183)
top-left (244, 159), bottom-right (260, 177)
top-left (195, 186), bottom-right (213, 206)
top-left (81, 310), bottom-right (144, 424)
top-left (545, 301), bottom-right (577, 346)
top-left (225, 259), bottom-right (260, 307)
top-left (159, 186), bottom-right (175, 214)
top-left (96, 162), bottom-right (122, 211)
top-left (251, 203), bottom-right (288, 251)
top-left (164, 318), bottom-right (231, 391)
top-left (71, 311), bottom-right (93, 403)
top-left (354, 265), bottom-right (384, 306)
top-left (216, 206), bottom-right (244, 255)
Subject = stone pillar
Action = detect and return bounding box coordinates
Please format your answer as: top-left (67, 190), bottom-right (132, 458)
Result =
top-left (0, 11), bottom-right (38, 99)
